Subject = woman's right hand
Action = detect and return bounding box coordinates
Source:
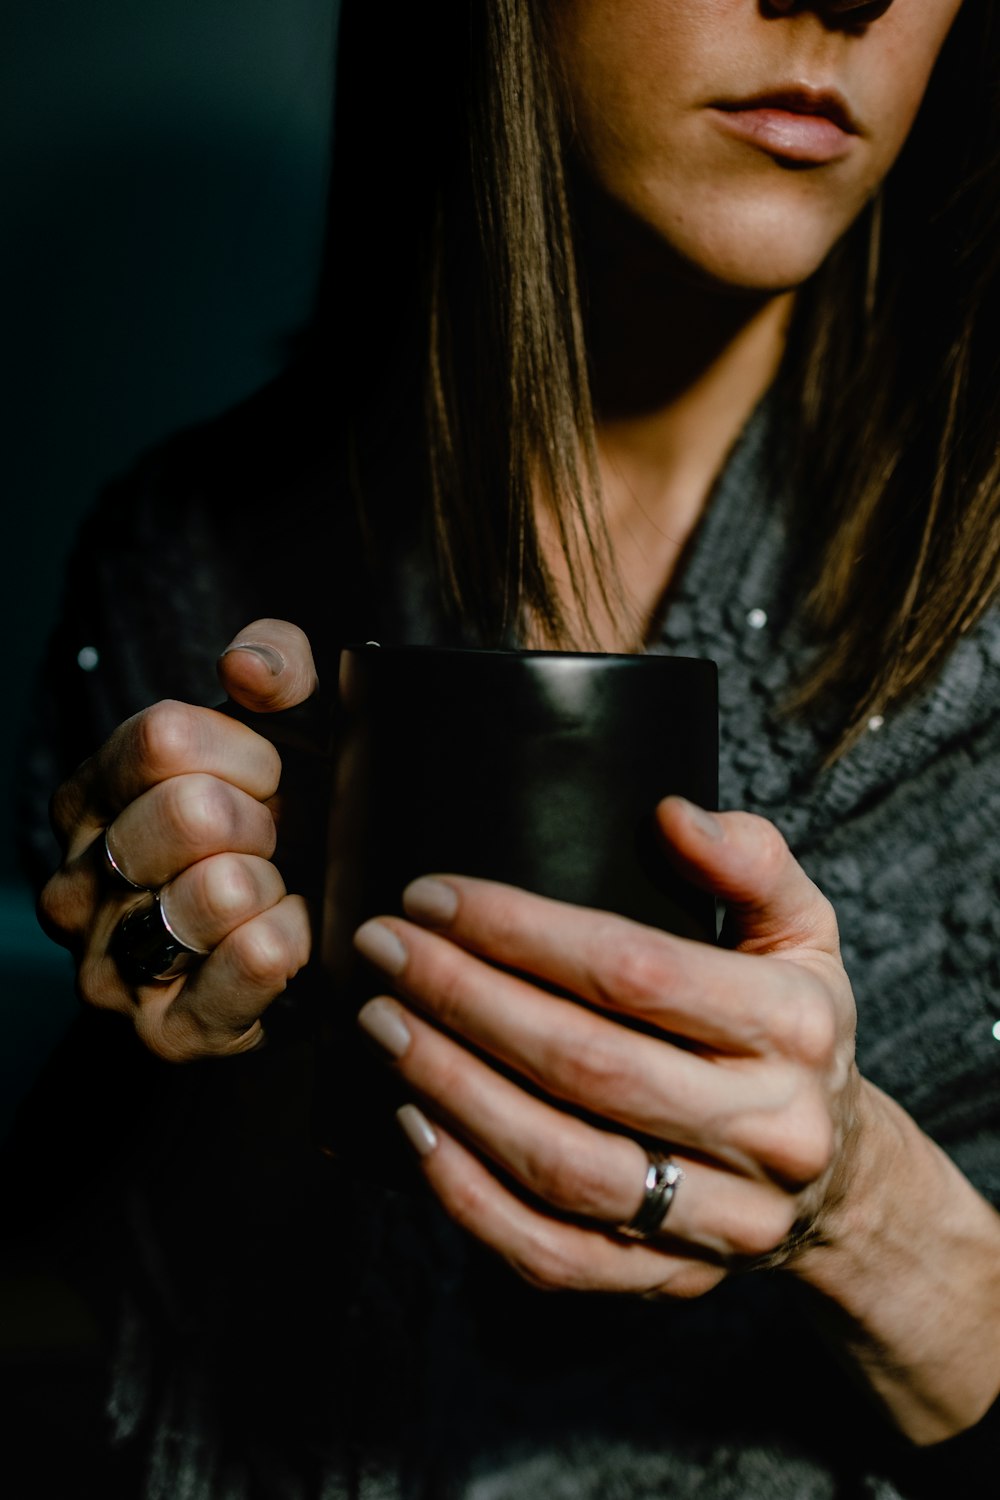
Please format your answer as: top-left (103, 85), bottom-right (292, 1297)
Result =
top-left (39, 619), bottom-right (317, 1062)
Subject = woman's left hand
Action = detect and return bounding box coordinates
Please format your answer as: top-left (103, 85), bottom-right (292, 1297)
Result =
top-left (352, 796), bottom-right (860, 1299)
top-left (354, 796), bottom-right (1000, 1440)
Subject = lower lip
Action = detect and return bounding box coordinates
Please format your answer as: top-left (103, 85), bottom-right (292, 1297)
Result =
top-left (711, 107), bottom-right (855, 165)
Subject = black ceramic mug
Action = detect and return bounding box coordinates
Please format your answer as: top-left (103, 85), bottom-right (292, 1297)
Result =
top-left (315, 644), bottom-right (718, 1165)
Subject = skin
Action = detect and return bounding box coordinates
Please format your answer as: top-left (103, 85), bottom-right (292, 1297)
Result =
top-left (552, 0), bottom-right (961, 291)
top-left (41, 0), bottom-right (1000, 1453)
top-left (40, 622), bottom-right (315, 1061)
top-left (552, 0), bottom-right (966, 641)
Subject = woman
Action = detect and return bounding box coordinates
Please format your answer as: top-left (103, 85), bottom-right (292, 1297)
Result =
top-left (23, 0), bottom-right (1000, 1495)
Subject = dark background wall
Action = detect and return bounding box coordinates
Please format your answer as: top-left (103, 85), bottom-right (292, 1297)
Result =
top-left (2, 0), bottom-right (339, 1130)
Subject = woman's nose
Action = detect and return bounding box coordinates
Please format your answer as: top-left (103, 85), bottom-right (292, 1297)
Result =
top-left (765, 0), bottom-right (896, 20)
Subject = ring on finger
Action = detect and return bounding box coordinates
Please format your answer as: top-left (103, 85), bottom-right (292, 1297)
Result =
top-left (616, 1150), bottom-right (684, 1241)
top-left (102, 826), bottom-right (150, 892)
top-left (110, 889), bottom-right (209, 986)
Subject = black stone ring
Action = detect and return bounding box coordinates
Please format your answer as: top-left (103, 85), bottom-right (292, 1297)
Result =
top-left (616, 1151), bottom-right (684, 1240)
top-left (110, 892), bottom-right (209, 987)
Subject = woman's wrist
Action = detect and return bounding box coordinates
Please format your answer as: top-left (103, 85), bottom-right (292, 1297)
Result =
top-left (788, 1077), bottom-right (1000, 1444)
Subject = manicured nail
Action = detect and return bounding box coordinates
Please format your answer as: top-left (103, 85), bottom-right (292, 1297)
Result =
top-left (353, 919), bottom-right (408, 975)
top-left (358, 998), bottom-right (411, 1059)
top-left (396, 1103), bottom-right (438, 1157)
top-left (403, 877), bottom-right (458, 926)
top-left (220, 642), bottom-right (285, 676)
top-left (673, 796), bottom-right (724, 841)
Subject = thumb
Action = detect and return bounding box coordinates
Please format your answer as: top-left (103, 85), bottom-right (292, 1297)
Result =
top-left (656, 796), bottom-right (840, 958)
top-left (218, 618), bottom-right (318, 712)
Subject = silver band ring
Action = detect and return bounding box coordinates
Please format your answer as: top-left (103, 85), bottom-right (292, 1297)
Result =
top-left (103, 828), bottom-right (149, 892)
top-left (110, 891), bottom-right (209, 986)
top-left (617, 1151), bottom-right (684, 1240)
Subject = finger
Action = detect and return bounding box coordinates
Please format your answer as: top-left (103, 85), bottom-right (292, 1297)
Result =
top-left (137, 893), bottom-right (312, 1061)
top-left (366, 994), bottom-right (651, 1217)
top-left (72, 889), bottom-right (159, 1014)
top-left (102, 774), bottom-right (277, 889)
top-left (51, 700), bottom-right (282, 851)
top-left (39, 839), bottom-right (120, 951)
top-left (364, 998), bottom-right (802, 1260)
top-left (354, 921), bottom-right (831, 1181)
top-left (159, 853), bottom-right (287, 954)
top-left (656, 799), bottom-right (841, 957)
top-left (394, 878), bottom-right (813, 1055)
top-left (356, 914), bottom-right (733, 1148)
top-left (217, 619), bottom-right (319, 713)
top-left (395, 1107), bottom-right (724, 1298)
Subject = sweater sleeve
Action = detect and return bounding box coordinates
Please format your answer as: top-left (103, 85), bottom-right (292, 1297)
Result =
top-left (796, 702), bottom-right (1000, 1494)
top-left (9, 368), bottom-right (368, 1254)
top-left (6, 378), bottom-right (372, 1492)
top-left (16, 369), bottom-right (362, 889)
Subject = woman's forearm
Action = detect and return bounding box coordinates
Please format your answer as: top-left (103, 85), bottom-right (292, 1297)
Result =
top-left (793, 1078), bottom-right (1000, 1445)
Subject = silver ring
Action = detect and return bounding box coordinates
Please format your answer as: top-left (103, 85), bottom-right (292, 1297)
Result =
top-left (617, 1151), bottom-right (684, 1240)
top-left (103, 827), bottom-right (149, 892)
top-left (110, 891), bottom-right (209, 986)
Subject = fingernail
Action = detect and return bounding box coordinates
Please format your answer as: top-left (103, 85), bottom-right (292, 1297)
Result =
top-left (403, 877), bottom-right (458, 926)
top-left (354, 919), bottom-right (408, 975)
top-left (396, 1103), bottom-right (438, 1157)
top-left (358, 998), bottom-right (411, 1059)
top-left (674, 797), bottom-right (724, 841)
top-left (220, 642), bottom-right (285, 676)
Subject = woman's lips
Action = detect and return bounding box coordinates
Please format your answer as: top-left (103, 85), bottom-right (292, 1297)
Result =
top-left (710, 90), bottom-right (860, 165)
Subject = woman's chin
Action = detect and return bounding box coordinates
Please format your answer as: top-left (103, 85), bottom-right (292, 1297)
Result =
top-left (624, 184), bottom-right (862, 297)
top-left (578, 165), bottom-right (858, 298)
top-left (658, 226), bottom-right (848, 299)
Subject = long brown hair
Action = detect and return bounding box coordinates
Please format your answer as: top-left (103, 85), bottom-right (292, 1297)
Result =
top-left (321, 0), bottom-right (1000, 756)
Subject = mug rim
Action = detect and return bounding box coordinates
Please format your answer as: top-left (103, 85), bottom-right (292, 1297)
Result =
top-left (342, 642), bottom-right (717, 669)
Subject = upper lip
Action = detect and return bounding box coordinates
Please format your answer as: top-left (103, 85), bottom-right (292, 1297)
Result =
top-left (714, 87), bottom-right (860, 136)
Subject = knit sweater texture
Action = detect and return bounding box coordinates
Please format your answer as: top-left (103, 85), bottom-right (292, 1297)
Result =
top-left (15, 370), bottom-right (1000, 1498)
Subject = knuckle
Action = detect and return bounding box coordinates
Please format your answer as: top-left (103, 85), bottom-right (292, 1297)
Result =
top-left (789, 1112), bottom-right (836, 1184)
top-left (545, 1030), bottom-right (633, 1107)
top-left (514, 1230), bottom-right (578, 1292)
top-left (761, 1100), bottom-right (835, 1186)
top-left (164, 774), bottom-right (238, 853)
top-left (787, 993), bottom-right (839, 1068)
top-left (197, 854), bottom-right (262, 927)
top-left (749, 814), bottom-right (791, 882)
top-left (286, 897), bottom-right (313, 967)
top-left (525, 1139), bottom-right (609, 1218)
top-left (36, 878), bottom-right (60, 933)
top-left (233, 917), bottom-right (299, 987)
top-left (445, 1171), bottom-right (490, 1232)
top-left (729, 1198), bottom-right (798, 1261)
top-left (37, 873), bottom-right (79, 940)
top-left (136, 700), bottom-right (199, 779)
top-left (595, 931), bottom-right (674, 1014)
top-left (811, 891), bottom-right (840, 947)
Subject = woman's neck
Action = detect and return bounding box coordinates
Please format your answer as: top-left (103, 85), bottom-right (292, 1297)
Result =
top-left (573, 187), bottom-right (794, 642)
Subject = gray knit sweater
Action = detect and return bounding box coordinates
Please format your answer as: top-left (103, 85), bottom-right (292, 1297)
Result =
top-left (19, 372), bottom-right (1000, 1497)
